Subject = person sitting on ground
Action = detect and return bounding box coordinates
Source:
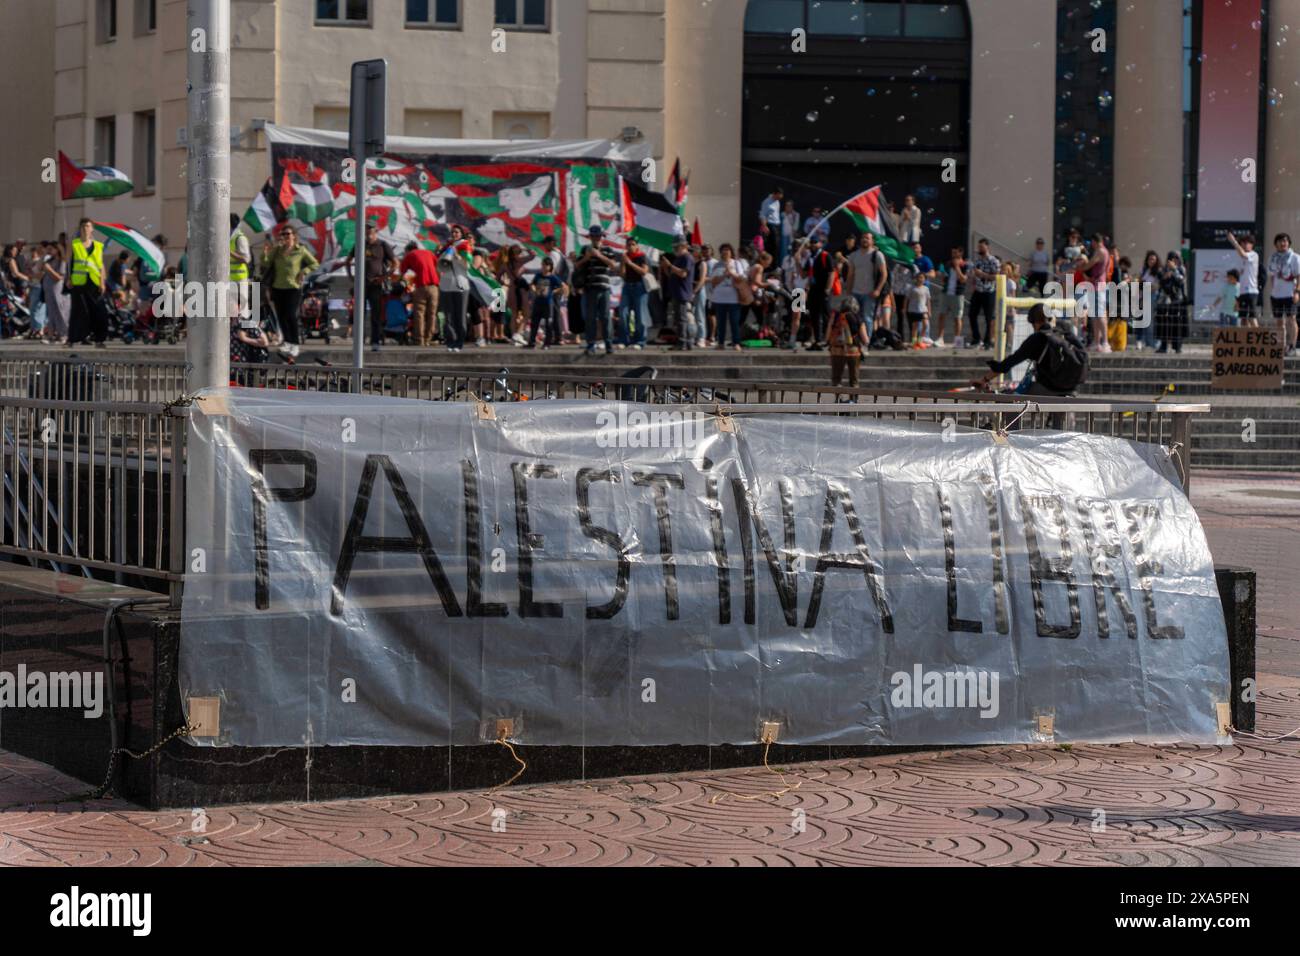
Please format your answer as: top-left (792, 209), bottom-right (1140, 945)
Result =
top-left (970, 304), bottom-right (1088, 398)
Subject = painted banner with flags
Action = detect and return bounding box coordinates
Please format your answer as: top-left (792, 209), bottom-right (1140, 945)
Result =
top-left (92, 222), bottom-right (165, 277)
top-left (619, 176), bottom-right (685, 253)
top-left (58, 151), bottom-right (133, 201)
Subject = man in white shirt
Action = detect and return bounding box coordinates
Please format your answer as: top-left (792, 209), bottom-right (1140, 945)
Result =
top-left (758, 188), bottom-right (783, 253)
top-left (1225, 231), bottom-right (1261, 327)
top-left (1266, 231), bottom-right (1300, 354)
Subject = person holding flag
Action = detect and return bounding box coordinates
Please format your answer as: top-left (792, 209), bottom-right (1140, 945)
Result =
top-left (67, 218), bottom-right (108, 347)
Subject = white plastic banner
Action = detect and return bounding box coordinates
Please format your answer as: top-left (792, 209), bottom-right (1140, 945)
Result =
top-left (181, 391), bottom-right (1231, 748)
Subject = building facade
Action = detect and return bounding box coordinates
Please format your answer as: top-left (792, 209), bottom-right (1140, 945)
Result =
top-left (2, 0), bottom-right (1296, 271)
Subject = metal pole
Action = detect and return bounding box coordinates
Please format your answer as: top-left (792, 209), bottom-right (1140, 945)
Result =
top-left (353, 158), bottom-right (367, 377)
top-left (186, 0), bottom-right (231, 393)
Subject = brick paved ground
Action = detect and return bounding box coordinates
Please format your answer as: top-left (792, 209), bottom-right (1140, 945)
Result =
top-left (1, 470), bottom-right (1297, 867)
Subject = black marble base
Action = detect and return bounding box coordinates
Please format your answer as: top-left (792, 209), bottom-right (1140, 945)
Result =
top-left (1, 564), bottom-right (1259, 809)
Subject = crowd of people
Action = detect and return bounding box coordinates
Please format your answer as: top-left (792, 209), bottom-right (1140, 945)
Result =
top-left (3, 201), bottom-right (1297, 377)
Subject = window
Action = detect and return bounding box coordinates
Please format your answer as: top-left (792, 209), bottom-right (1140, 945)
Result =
top-left (313, 107), bottom-right (351, 133)
top-left (94, 117), bottom-right (117, 169)
top-left (134, 0), bottom-right (156, 35)
top-left (96, 0), bottom-right (118, 43)
top-left (492, 111), bottom-right (550, 140)
top-left (495, 0), bottom-right (548, 31)
top-left (133, 110), bottom-right (156, 191)
top-left (407, 0), bottom-right (460, 28)
top-left (405, 109), bottom-right (463, 138)
top-left (744, 0), bottom-right (966, 39)
top-left (315, 0), bottom-right (370, 25)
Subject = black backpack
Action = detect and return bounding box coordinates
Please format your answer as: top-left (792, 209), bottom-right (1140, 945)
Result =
top-left (1036, 331), bottom-right (1088, 393)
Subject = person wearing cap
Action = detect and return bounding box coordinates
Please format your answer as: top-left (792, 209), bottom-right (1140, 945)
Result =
top-left (970, 303), bottom-right (1088, 398)
top-left (660, 237), bottom-right (698, 350)
top-left (578, 225), bottom-right (617, 355)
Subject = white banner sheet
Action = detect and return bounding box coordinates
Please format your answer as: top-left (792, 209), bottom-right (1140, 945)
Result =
top-left (180, 390), bottom-right (1230, 747)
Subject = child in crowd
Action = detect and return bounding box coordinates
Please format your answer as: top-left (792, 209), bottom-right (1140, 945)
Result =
top-left (526, 257), bottom-right (567, 349)
top-left (905, 271), bottom-right (931, 346)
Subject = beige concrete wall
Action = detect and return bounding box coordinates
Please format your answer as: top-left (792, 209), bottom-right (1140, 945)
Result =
top-left (0, 0), bottom-right (57, 240)
top-left (1265, 0), bottom-right (1300, 255)
top-left (586, 0), bottom-right (667, 158)
top-left (966, 0), bottom-right (1057, 258)
top-left (82, 0), bottom-right (164, 241)
top-left (664, 0), bottom-right (746, 245)
top-left (1114, 0), bottom-right (1184, 260)
top-left (273, 0), bottom-right (566, 139)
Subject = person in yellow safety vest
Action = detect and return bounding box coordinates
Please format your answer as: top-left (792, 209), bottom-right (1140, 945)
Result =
top-left (68, 217), bottom-right (108, 348)
top-left (229, 214), bottom-right (253, 327)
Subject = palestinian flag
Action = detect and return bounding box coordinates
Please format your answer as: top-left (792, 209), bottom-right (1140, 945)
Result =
top-left (58, 151), bottom-right (133, 201)
top-left (619, 176), bottom-right (684, 253)
top-left (666, 159), bottom-right (688, 215)
top-left (243, 176), bottom-right (291, 233)
top-left (837, 186), bottom-right (915, 262)
top-left (285, 166), bottom-right (333, 224)
top-left (92, 222), bottom-right (164, 277)
top-left (469, 262), bottom-right (502, 306)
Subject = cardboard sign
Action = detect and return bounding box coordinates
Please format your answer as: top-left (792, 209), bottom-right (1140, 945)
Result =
top-left (1212, 327), bottom-right (1285, 390)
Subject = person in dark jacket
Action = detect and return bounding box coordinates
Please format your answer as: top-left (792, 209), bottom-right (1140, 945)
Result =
top-left (970, 304), bottom-right (1088, 397)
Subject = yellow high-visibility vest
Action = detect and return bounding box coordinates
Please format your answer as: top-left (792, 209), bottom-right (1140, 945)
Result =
top-left (70, 238), bottom-right (104, 288)
top-left (230, 235), bottom-right (250, 282)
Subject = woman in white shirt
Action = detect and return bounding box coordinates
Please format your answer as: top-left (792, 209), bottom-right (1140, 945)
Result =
top-left (709, 244), bottom-right (747, 350)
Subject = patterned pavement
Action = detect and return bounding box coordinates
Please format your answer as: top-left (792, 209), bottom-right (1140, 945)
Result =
top-left (1, 470), bottom-right (1297, 867)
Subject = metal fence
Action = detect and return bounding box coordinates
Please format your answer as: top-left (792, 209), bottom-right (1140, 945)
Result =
top-left (0, 395), bottom-right (184, 599)
top-left (0, 357), bottom-right (1207, 603)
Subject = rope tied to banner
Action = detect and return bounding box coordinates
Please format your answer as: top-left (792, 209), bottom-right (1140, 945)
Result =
top-left (993, 401), bottom-right (1037, 442)
top-left (1167, 442), bottom-right (1187, 488)
top-left (488, 731), bottom-right (528, 793)
top-left (708, 739), bottom-right (803, 806)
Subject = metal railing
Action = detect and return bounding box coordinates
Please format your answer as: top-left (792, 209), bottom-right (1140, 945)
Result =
top-left (0, 395), bottom-right (184, 601)
top-left (0, 357), bottom-right (1207, 602)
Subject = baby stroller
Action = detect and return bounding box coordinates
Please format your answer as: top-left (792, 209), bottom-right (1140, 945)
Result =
top-left (0, 285), bottom-right (31, 337)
